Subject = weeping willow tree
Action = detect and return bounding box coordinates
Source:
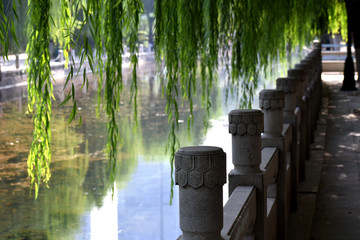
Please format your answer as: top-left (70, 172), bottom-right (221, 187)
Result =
top-left (0, 0), bottom-right (348, 198)
top-left (154, 0), bottom-right (348, 196)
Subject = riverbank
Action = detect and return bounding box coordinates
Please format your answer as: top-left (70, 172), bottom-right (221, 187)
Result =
top-left (0, 52), bottom-right (155, 89)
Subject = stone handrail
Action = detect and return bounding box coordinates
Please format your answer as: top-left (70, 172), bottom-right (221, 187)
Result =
top-left (175, 43), bottom-right (322, 240)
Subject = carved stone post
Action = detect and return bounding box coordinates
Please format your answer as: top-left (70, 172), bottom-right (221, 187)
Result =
top-left (276, 78), bottom-right (299, 211)
top-left (229, 110), bottom-right (263, 176)
top-left (260, 89), bottom-right (287, 240)
top-left (175, 146), bottom-right (226, 240)
top-left (228, 109), bottom-right (266, 240)
top-left (259, 90), bottom-right (284, 138)
top-left (276, 78), bottom-right (296, 116)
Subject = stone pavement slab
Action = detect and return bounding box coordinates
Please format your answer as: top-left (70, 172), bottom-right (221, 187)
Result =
top-left (310, 75), bottom-right (360, 240)
top-left (287, 79), bottom-right (328, 240)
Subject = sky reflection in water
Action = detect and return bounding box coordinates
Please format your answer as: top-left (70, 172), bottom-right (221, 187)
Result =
top-left (0, 64), bottom-right (233, 240)
top-left (0, 53), bottom-right (294, 239)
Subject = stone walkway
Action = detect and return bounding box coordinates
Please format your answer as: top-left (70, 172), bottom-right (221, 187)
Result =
top-left (288, 74), bottom-right (360, 240)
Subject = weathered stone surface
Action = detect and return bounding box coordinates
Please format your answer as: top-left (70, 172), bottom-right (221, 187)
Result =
top-left (175, 146), bottom-right (226, 188)
top-left (228, 110), bottom-right (264, 136)
top-left (276, 78), bottom-right (297, 116)
top-left (260, 89), bottom-right (284, 138)
top-left (229, 110), bottom-right (263, 174)
top-left (276, 77), bottom-right (297, 93)
top-left (259, 89), bottom-right (285, 110)
top-left (175, 146), bottom-right (226, 240)
top-left (288, 68), bottom-right (305, 82)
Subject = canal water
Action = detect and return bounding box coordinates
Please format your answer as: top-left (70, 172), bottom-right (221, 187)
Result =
top-left (0, 59), bottom-right (291, 240)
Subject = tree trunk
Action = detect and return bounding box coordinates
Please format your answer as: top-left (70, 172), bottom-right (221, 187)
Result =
top-left (356, 48), bottom-right (360, 79)
top-left (342, 0), bottom-right (357, 90)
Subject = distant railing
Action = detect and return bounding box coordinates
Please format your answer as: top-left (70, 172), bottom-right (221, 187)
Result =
top-left (174, 43), bottom-right (322, 240)
top-left (321, 43), bottom-right (356, 72)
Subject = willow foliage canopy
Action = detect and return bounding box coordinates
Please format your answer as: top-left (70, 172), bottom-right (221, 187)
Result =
top-left (0, 0), bottom-right (347, 198)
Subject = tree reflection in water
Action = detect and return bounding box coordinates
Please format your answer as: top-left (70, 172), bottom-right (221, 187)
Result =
top-left (0, 62), bottom-right (223, 240)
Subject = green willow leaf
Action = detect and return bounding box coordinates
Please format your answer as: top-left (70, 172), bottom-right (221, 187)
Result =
top-left (10, 20), bottom-right (19, 46)
top-left (68, 100), bottom-right (77, 124)
top-left (58, 90), bottom-right (72, 107)
top-left (12, 0), bottom-right (19, 22)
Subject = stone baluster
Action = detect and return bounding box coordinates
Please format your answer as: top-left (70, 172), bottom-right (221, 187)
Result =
top-left (276, 78), bottom-right (296, 117)
top-left (175, 146), bottom-right (226, 240)
top-left (228, 109), bottom-right (266, 240)
top-left (276, 78), bottom-right (299, 210)
top-left (259, 89), bottom-right (287, 240)
top-left (295, 63), bottom-right (312, 159)
top-left (314, 44), bottom-right (323, 83)
top-left (306, 51), bottom-right (322, 121)
top-left (306, 54), bottom-right (320, 129)
top-left (305, 50), bottom-right (319, 115)
top-left (260, 90), bottom-right (284, 138)
top-left (288, 69), bottom-right (307, 181)
top-left (300, 59), bottom-right (315, 141)
top-left (15, 54), bottom-right (19, 69)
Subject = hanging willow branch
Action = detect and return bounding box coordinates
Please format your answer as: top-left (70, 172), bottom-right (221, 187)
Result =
top-left (0, 0), bottom-right (347, 198)
top-left (26, 0), bottom-right (53, 199)
top-left (154, 0), bottom-right (348, 198)
top-left (23, 0), bottom-right (143, 198)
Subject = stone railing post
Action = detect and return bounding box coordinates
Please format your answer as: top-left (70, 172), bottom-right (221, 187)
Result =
top-left (276, 78), bottom-right (299, 211)
top-left (303, 57), bottom-right (317, 136)
top-left (288, 69), bottom-right (307, 181)
top-left (229, 110), bottom-right (263, 177)
top-left (228, 109), bottom-right (266, 240)
top-left (276, 78), bottom-right (296, 117)
top-left (15, 54), bottom-right (19, 69)
top-left (295, 63), bottom-right (312, 159)
top-left (306, 51), bottom-right (322, 123)
top-left (175, 146), bottom-right (226, 240)
top-left (259, 89), bottom-right (287, 240)
top-left (260, 90), bottom-right (284, 138)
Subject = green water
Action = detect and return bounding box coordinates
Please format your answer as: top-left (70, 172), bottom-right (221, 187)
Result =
top-left (0, 63), bottom-right (228, 240)
top-left (0, 50), bottom-right (300, 239)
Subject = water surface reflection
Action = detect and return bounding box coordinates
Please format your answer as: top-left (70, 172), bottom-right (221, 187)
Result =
top-left (0, 63), bottom-right (229, 240)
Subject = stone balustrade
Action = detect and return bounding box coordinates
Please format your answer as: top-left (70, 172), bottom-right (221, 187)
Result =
top-left (176, 44), bottom-right (322, 240)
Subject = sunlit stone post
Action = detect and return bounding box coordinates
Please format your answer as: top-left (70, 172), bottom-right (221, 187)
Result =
top-left (175, 146), bottom-right (226, 240)
top-left (228, 109), bottom-right (266, 240)
top-left (259, 89), bottom-right (287, 240)
top-left (276, 78), bottom-right (299, 210)
top-left (228, 110), bottom-right (263, 176)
